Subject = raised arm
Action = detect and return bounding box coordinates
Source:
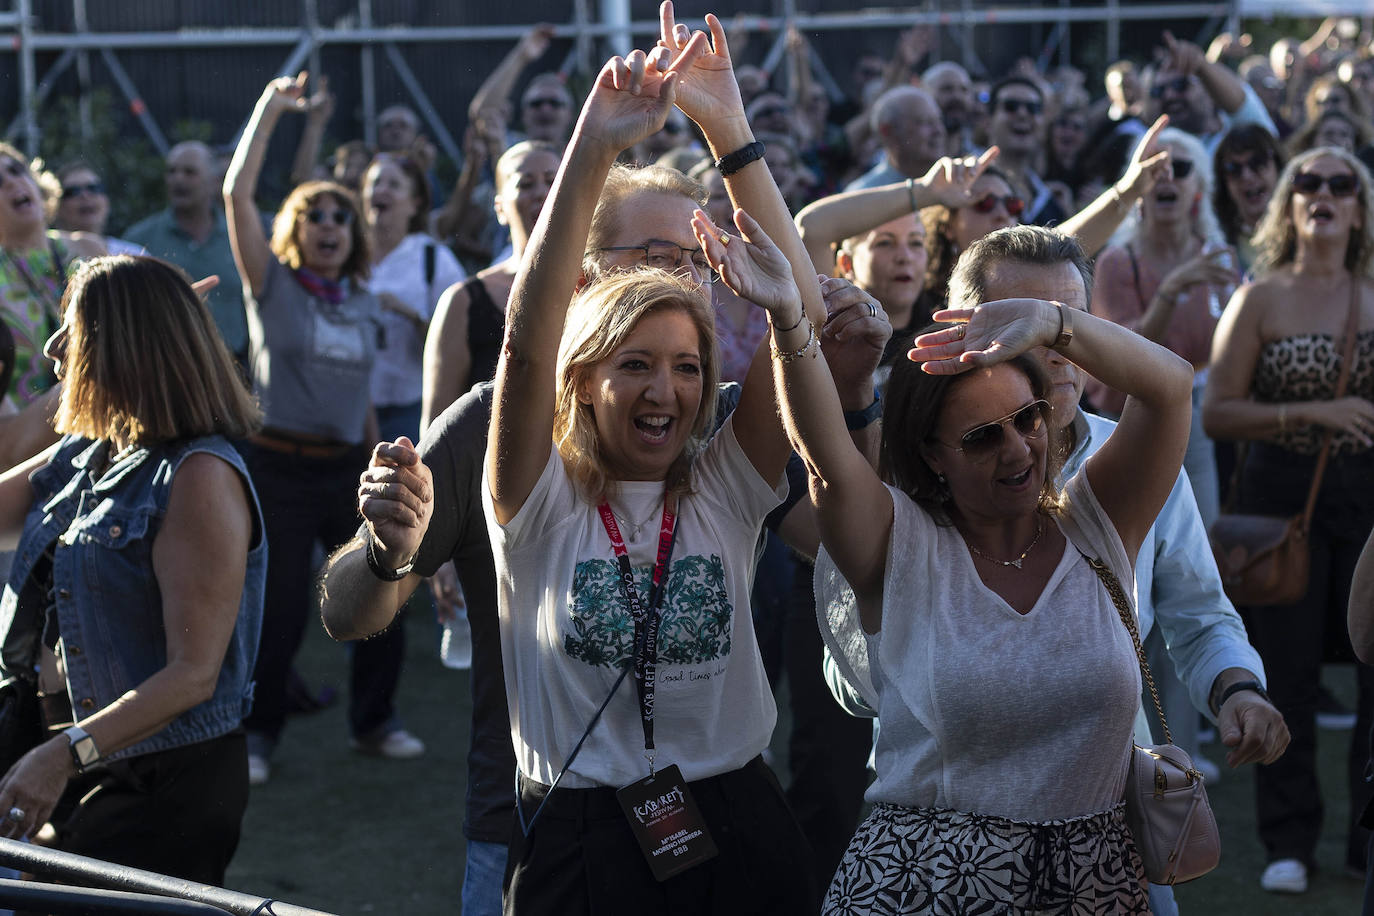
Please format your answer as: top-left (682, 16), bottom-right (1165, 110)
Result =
top-left (794, 149), bottom-right (998, 274)
top-left (1057, 115), bottom-right (1170, 257)
top-left (915, 298), bottom-right (1193, 562)
top-left (1165, 31), bottom-right (1246, 116)
top-left (487, 41), bottom-right (705, 524)
top-left (224, 73), bottom-right (310, 297)
top-left (289, 76), bottom-right (334, 187)
top-left (468, 25), bottom-right (557, 121)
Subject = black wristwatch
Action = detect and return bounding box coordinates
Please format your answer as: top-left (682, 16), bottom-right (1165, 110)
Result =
top-left (843, 394), bottom-right (882, 431)
top-left (716, 140), bottom-right (766, 177)
top-left (64, 725), bottom-right (100, 774)
top-left (366, 532), bottom-right (415, 582)
top-left (1216, 679), bottom-right (1270, 711)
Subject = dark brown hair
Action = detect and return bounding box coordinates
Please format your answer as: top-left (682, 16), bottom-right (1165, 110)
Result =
top-left (270, 180), bottom-right (371, 283)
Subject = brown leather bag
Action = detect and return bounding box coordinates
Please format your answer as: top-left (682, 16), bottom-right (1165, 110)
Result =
top-left (1208, 280), bottom-right (1359, 607)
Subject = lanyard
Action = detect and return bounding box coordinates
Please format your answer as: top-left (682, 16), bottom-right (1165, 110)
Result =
top-left (596, 493), bottom-right (678, 774)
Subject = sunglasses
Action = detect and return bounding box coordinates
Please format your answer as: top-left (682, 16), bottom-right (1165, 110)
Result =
top-left (526, 97), bottom-right (568, 110)
top-left (1221, 153), bottom-right (1272, 178)
top-left (971, 193), bottom-right (1025, 216)
top-left (304, 208), bottom-right (354, 226)
top-left (1168, 159), bottom-right (1195, 180)
top-left (61, 181), bottom-right (105, 199)
top-left (1150, 75), bottom-right (1193, 98)
top-left (1291, 172), bottom-right (1359, 197)
top-left (997, 98), bottom-right (1042, 116)
top-left (936, 400), bottom-right (1049, 462)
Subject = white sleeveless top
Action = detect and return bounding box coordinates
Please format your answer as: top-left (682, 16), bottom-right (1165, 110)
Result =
top-left (816, 471), bottom-right (1141, 822)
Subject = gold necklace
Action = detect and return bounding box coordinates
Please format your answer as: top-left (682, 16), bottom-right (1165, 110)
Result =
top-left (966, 516), bottom-right (1044, 570)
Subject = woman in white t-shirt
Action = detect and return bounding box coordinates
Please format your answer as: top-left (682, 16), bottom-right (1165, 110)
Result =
top-left (362, 153), bottom-right (466, 443)
top-left (768, 226), bottom-right (1195, 911)
top-left (463, 11), bottom-right (823, 913)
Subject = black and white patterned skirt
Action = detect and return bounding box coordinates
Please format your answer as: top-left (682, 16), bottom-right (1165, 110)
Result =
top-left (823, 801), bottom-right (1149, 915)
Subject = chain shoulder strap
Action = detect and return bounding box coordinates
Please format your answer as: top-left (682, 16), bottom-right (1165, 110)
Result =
top-left (1083, 553), bottom-right (1173, 746)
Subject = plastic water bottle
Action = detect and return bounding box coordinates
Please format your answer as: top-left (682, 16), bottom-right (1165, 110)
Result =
top-left (440, 612), bottom-right (472, 670)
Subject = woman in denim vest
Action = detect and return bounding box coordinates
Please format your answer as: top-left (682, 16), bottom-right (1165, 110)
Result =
top-left (0, 256), bottom-right (265, 884)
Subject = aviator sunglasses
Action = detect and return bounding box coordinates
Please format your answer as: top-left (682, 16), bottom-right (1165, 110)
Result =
top-left (971, 193), bottom-right (1025, 216)
top-left (934, 400), bottom-right (1049, 462)
top-left (1291, 172), bottom-right (1359, 197)
top-left (304, 207), bottom-right (354, 226)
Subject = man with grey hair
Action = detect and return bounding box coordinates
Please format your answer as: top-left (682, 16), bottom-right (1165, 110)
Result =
top-left (126, 141), bottom-right (246, 363)
top-left (845, 86), bottom-right (946, 190)
top-left (922, 61), bottom-right (977, 157)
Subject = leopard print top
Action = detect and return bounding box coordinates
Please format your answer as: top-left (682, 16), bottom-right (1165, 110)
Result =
top-left (1252, 331), bottom-right (1374, 455)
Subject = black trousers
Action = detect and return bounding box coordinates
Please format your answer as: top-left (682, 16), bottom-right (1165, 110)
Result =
top-left (505, 756), bottom-right (819, 916)
top-left (53, 731), bottom-right (248, 886)
top-left (1238, 444), bottom-right (1374, 870)
top-left (239, 443), bottom-right (406, 744)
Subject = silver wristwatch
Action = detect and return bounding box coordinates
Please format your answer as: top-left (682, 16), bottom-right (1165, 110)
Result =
top-left (64, 725), bottom-right (100, 773)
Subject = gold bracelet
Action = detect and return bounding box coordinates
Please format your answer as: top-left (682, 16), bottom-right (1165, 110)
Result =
top-left (771, 321), bottom-right (816, 364)
top-left (1278, 404), bottom-right (1287, 433)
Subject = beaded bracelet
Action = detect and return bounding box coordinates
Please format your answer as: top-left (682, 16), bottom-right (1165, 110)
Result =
top-left (771, 321), bottom-right (816, 364)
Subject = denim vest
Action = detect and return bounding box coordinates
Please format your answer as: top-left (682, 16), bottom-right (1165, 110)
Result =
top-left (0, 435), bottom-right (266, 761)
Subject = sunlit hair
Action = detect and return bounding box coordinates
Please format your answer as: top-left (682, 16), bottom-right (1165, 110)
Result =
top-left (270, 180), bottom-right (371, 283)
top-left (1303, 73), bottom-right (1370, 126)
top-left (1110, 127), bottom-right (1223, 249)
top-left (53, 256), bottom-right (261, 444)
top-left (367, 154), bottom-right (431, 234)
top-left (496, 140), bottom-right (561, 189)
top-left (1253, 147), bottom-right (1374, 279)
top-left (1212, 124), bottom-right (1285, 245)
top-left (880, 343), bottom-right (1062, 522)
top-left (921, 165), bottom-right (1014, 306)
top-left (948, 225), bottom-right (1092, 312)
top-left (582, 164), bottom-right (708, 279)
top-left (554, 269), bottom-right (720, 505)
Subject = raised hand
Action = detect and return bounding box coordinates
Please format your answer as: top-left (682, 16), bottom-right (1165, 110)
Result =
top-left (657, 3), bottom-right (744, 132)
top-left (578, 43), bottom-right (703, 156)
top-left (919, 147), bottom-right (1000, 209)
top-left (819, 276), bottom-right (891, 394)
top-left (304, 74), bottom-right (334, 121)
top-left (519, 24), bottom-right (556, 62)
top-left (357, 436), bottom-right (434, 568)
top-left (1117, 115), bottom-right (1171, 198)
top-left (909, 299), bottom-right (1061, 375)
top-left (262, 71), bottom-right (310, 116)
top-left (1162, 31), bottom-right (1205, 77)
top-left (692, 207), bottom-right (796, 315)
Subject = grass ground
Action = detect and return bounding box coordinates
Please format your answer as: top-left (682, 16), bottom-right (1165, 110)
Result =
top-left (225, 617), bottom-right (1367, 915)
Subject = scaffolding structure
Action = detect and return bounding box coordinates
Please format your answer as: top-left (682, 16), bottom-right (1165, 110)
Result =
top-left (1, 0), bottom-right (1243, 160)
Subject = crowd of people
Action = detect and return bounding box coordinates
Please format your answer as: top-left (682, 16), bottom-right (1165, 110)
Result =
top-left (2, 5), bottom-right (1374, 913)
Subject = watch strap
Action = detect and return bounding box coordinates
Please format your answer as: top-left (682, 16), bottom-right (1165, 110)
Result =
top-left (1217, 679), bottom-right (1269, 710)
top-left (366, 532), bottom-right (415, 582)
top-left (843, 394), bottom-right (882, 431)
top-left (715, 141), bottom-right (766, 177)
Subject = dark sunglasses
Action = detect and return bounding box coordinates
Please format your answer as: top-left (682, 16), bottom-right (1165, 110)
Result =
top-left (526, 97), bottom-right (568, 110)
top-left (936, 400), bottom-right (1049, 462)
top-left (1221, 153), bottom-right (1272, 178)
top-left (61, 181), bottom-right (105, 199)
top-left (1150, 75), bottom-right (1193, 98)
top-left (997, 98), bottom-right (1042, 116)
top-left (1168, 159), bottom-right (1195, 180)
top-left (971, 193), bottom-right (1025, 216)
top-left (304, 208), bottom-right (354, 226)
top-left (1292, 172), bottom-right (1359, 196)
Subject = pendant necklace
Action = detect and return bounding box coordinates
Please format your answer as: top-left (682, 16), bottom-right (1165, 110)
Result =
top-left (614, 500), bottom-right (662, 540)
top-left (967, 516), bottom-right (1044, 570)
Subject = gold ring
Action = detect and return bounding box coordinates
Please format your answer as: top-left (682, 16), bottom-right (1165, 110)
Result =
top-left (719, 232), bottom-right (730, 247)
top-left (955, 324), bottom-right (966, 339)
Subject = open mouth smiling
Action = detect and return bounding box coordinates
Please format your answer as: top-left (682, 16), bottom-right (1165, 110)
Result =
top-left (634, 415), bottom-right (672, 443)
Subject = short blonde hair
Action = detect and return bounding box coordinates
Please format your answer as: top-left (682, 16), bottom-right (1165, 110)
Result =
top-left (554, 269), bottom-right (720, 505)
top-left (54, 256), bottom-right (261, 444)
top-left (1253, 147), bottom-right (1374, 280)
top-left (270, 181), bottom-right (371, 283)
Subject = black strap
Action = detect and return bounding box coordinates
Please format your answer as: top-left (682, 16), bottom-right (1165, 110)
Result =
top-left (423, 241), bottom-right (436, 305)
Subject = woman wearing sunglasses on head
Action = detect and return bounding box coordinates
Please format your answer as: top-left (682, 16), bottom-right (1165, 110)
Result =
top-left (773, 231), bottom-right (1193, 912)
top-left (224, 72), bottom-right (387, 785)
top-left (1086, 126), bottom-right (1237, 530)
top-left (1203, 147), bottom-right (1374, 895)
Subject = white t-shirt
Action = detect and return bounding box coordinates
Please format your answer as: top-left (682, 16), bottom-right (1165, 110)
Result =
top-left (369, 233), bottom-right (465, 406)
top-left (817, 471), bottom-right (1141, 823)
top-left (484, 418), bottom-right (783, 789)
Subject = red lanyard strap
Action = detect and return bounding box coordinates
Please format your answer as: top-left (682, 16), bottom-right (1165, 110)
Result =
top-left (596, 494), bottom-right (678, 768)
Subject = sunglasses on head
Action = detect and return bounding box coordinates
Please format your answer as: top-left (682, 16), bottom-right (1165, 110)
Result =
top-left (61, 181), bottom-right (105, 199)
top-left (1292, 171), bottom-right (1359, 196)
top-left (936, 400), bottom-right (1049, 462)
top-left (1221, 153), bottom-right (1271, 178)
top-left (304, 208), bottom-right (354, 226)
top-left (971, 193), bottom-right (1025, 216)
top-left (997, 98), bottom-right (1042, 116)
top-left (1150, 75), bottom-right (1193, 99)
top-left (1168, 159), bottom-right (1195, 180)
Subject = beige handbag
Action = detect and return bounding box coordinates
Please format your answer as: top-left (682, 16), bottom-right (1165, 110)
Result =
top-left (1086, 556), bottom-right (1221, 886)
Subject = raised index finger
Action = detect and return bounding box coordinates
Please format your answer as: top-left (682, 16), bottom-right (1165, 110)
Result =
top-left (659, 1), bottom-right (679, 48)
top-left (704, 12), bottom-right (732, 62)
top-left (1138, 114), bottom-right (1169, 156)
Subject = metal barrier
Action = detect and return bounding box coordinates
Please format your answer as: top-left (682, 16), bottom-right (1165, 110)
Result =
top-left (0, 839), bottom-right (337, 916)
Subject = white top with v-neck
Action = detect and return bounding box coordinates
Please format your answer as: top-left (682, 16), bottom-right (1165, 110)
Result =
top-left (837, 470), bottom-right (1141, 822)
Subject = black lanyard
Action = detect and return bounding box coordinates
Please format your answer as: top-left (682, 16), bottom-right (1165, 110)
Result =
top-left (596, 494), bottom-right (678, 772)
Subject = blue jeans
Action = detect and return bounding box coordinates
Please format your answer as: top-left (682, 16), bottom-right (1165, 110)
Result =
top-left (1148, 882), bottom-right (1178, 915)
top-left (462, 839), bottom-right (507, 916)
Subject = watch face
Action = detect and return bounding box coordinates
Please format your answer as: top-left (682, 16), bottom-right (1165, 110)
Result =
top-left (74, 737), bottom-right (99, 766)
